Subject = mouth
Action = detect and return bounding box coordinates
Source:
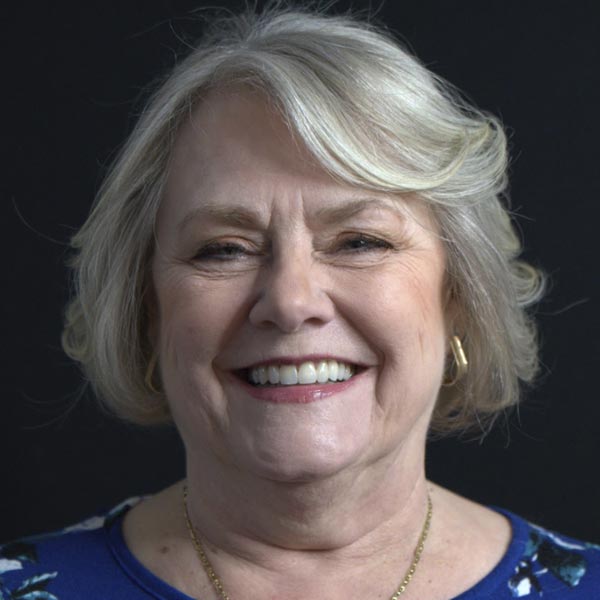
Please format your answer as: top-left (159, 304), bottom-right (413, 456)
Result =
top-left (238, 359), bottom-right (363, 388)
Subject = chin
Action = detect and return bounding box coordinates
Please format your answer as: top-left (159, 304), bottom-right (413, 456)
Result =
top-left (230, 440), bottom-right (366, 484)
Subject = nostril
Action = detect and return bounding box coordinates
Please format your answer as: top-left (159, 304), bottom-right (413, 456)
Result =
top-left (247, 268), bottom-right (336, 333)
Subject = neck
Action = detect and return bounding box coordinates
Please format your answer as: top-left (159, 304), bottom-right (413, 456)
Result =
top-left (184, 441), bottom-right (429, 559)
top-left (178, 452), bottom-right (433, 600)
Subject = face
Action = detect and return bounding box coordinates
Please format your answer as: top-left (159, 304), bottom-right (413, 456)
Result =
top-left (152, 89), bottom-right (449, 483)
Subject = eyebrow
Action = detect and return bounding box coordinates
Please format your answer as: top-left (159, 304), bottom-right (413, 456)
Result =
top-left (311, 197), bottom-right (401, 225)
top-left (177, 196), bottom-right (402, 235)
top-left (177, 202), bottom-right (265, 235)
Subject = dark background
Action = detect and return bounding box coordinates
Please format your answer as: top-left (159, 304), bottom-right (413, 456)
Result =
top-left (2, 1), bottom-right (599, 543)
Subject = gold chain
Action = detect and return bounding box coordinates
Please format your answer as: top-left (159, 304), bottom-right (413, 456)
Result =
top-left (183, 484), bottom-right (432, 599)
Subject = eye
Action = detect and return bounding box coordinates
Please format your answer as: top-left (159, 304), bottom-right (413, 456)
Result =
top-left (193, 242), bottom-right (250, 261)
top-left (337, 234), bottom-right (394, 253)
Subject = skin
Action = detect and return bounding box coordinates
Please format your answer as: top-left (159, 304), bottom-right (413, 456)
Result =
top-left (123, 88), bottom-right (511, 600)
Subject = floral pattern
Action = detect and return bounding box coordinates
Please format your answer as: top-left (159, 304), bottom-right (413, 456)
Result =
top-left (0, 540), bottom-right (58, 599)
top-left (1, 501), bottom-right (599, 599)
top-left (508, 523), bottom-right (600, 597)
top-left (0, 498), bottom-right (141, 600)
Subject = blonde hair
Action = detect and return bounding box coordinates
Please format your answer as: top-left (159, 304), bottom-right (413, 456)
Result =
top-left (62, 4), bottom-right (544, 434)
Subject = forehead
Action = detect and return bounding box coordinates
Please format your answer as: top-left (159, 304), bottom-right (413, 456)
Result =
top-left (169, 87), bottom-right (318, 183)
top-left (161, 88), bottom-right (437, 233)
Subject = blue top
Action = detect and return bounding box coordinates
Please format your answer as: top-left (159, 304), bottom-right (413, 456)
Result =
top-left (1, 498), bottom-right (599, 599)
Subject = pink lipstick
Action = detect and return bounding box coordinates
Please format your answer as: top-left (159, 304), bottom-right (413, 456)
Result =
top-left (232, 372), bottom-right (363, 404)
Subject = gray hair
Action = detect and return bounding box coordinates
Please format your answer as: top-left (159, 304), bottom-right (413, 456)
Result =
top-left (62, 4), bottom-right (544, 434)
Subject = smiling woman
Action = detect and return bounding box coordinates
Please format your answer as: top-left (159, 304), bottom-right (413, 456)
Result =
top-left (152, 88), bottom-right (448, 484)
top-left (2, 3), bottom-right (599, 600)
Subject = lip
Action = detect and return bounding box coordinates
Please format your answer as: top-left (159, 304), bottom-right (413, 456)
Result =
top-left (229, 368), bottom-right (367, 404)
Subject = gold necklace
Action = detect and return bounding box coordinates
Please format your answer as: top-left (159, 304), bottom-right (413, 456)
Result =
top-left (183, 484), bottom-right (432, 599)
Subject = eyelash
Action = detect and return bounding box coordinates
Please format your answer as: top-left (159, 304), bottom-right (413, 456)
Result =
top-left (193, 242), bottom-right (252, 261)
top-left (335, 234), bottom-right (394, 253)
top-left (192, 234), bottom-right (393, 262)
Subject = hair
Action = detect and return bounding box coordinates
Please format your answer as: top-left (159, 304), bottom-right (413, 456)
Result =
top-left (62, 2), bottom-right (544, 435)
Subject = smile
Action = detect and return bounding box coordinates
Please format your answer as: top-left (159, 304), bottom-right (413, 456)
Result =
top-left (247, 360), bottom-right (356, 387)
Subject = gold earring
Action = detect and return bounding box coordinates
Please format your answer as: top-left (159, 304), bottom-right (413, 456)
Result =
top-left (145, 351), bottom-right (161, 394)
top-left (442, 335), bottom-right (468, 386)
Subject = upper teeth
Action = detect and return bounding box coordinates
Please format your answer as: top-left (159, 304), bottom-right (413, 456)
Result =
top-left (249, 360), bottom-right (355, 386)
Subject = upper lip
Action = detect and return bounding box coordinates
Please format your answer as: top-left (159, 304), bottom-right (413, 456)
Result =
top-left (234, 355), bottom-right (369, 370)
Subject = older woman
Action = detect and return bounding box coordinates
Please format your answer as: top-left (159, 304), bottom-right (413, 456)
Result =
top-left (1, 5), bottom-right (598, 600)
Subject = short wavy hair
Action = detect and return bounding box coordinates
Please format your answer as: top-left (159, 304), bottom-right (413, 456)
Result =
top-left (62, 4), bottom-right (544, 435)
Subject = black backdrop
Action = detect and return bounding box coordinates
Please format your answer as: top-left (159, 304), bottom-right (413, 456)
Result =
top-left (2, 1), bottom-right (599, 544)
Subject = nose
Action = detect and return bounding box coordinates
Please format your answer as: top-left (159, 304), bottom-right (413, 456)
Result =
top-left (248, 248), bottom-right (335, 333)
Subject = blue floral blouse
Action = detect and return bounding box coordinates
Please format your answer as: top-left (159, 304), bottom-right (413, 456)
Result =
top-left (1, 498), bottom-right (599, 599)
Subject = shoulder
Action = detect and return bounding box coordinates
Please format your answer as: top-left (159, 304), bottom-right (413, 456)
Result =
top-left (430, 485), bottom-right (600, 599)
top-left (501, 511), bottom-right (600, 598)
top-left (0, 497), bottom-right (144, 600)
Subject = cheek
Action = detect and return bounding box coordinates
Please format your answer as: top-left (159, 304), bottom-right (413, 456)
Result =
top-left (335, 260), bottom-right (447, 407)
top-left (409, 268), bottom-right (448, 366)
top-left (342, 260), bottom-right (445, 350)
top-left (153, 273), bottom-right (255, 458)
top-left (155, 271), bottom-right (246, 359)
top-left (152, 270), bottom-right (252, 420)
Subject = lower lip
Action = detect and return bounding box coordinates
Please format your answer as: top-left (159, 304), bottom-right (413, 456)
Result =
top-left (232, 372), bottom-right (364, 404)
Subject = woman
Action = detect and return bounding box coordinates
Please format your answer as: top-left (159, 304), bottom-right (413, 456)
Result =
top-left (2, 5), bottom-right (598, 599)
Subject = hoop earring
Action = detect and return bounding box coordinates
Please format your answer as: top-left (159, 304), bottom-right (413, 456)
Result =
top-left (442, 335), bottom-right (468, 387)
top-left (145, 351), bottom-right (161, 394)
